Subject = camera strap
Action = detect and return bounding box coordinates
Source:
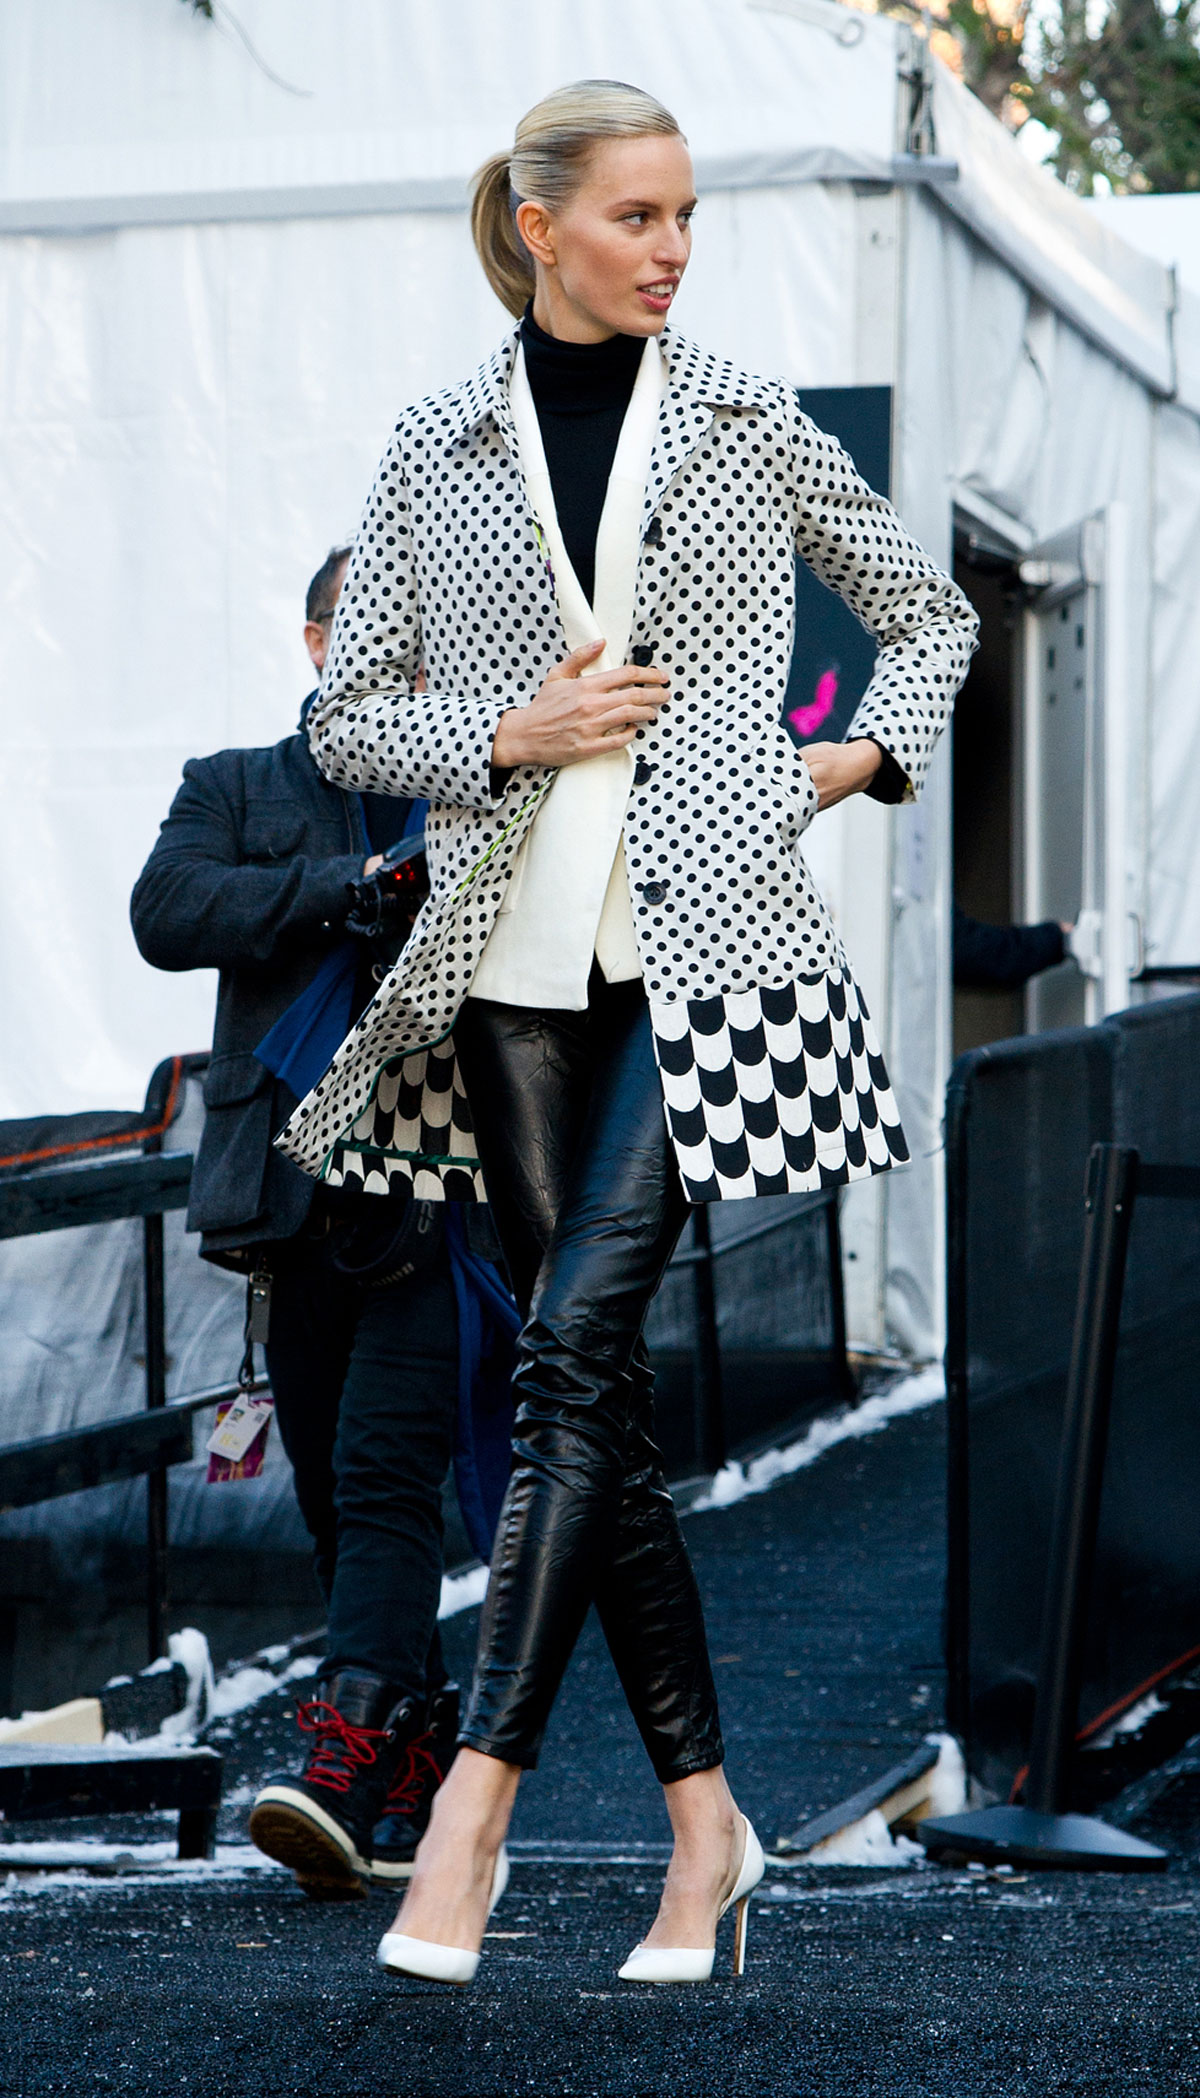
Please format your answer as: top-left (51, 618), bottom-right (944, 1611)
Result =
top-left (238, 1256), bottom-right (272, 1391)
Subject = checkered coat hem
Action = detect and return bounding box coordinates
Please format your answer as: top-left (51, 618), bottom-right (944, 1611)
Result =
top-left (311, 964), bottom-right (907, 1207)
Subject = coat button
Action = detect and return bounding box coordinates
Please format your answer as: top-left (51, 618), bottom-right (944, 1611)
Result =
top-left (633, 757), bottom-right (655, 786)
top-left (640, 880), bottom-right (668, 905)
top-left (644, 518), bottom-right (663, 547)
top-left (631, 644), bottom-right (654, 667)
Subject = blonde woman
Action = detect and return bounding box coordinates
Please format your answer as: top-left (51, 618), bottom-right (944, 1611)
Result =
top-left (279, 78), bottom-right (977, 1984)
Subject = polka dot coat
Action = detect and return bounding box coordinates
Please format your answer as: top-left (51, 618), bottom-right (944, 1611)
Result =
top-left (276, 325), bottom-right (978, 1203)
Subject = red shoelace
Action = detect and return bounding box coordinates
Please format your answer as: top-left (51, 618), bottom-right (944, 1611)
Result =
top-left (383, 1729), bottom-right (443, 1813)
top-left (295, 1698), bottom-right (388, 1794)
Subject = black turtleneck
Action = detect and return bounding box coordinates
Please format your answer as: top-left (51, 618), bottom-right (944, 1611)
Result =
top-left (520, 306), bottom-right (643, 607)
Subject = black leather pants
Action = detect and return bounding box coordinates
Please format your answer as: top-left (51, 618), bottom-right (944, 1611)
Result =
top-left (453, 975), bottom-right (725, 1783)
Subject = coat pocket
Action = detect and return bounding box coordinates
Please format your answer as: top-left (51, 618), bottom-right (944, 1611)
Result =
top-left (202, 1050), bottom-right (273, 1109)
top-left (242, 804), bottom-right (308, 861)
top-left (791, 754), bottom-right (820, 829)
top-left (189, 1052), bottom-right (276, 1235)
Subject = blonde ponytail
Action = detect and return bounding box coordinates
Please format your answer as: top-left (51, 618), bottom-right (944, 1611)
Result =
top-left (470, 150), bottom-right (536, 319)
top-left (470, 80), bottom-right (683, 317)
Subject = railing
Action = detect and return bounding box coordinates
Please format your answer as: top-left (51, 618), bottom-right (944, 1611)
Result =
top-left (0, 1054), bottom-right (268, 1665)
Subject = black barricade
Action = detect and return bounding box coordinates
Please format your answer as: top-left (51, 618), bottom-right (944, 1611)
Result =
top-left (947, 993), bottom-right (1200, 1798)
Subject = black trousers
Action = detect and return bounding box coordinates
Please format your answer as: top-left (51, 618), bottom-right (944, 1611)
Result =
top-left (453, 974), bottom-right (724, 1783)
top-left (264, 1223), bottom-right (457, 1697)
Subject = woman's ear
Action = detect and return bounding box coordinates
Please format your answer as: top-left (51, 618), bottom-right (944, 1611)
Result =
top-left (515, 198), bottom-right (556, 269)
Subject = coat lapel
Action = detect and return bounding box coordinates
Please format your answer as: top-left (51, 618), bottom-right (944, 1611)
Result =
top-left (441, 324), bottom-right (769, 556)
top-left (443, 328), bottom-right (521, 460)
top-left (642, 330), bottom-right (769, 539)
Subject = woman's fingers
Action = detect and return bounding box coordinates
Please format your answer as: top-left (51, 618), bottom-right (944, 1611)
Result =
top-left (556, 640), bottom-right (607, 678)
top-left (504, 655), bottom-right (671, 767)
top-left (560, 667), bottom-right (669, 700)
top-left (587, 698), bottom-right (664, 732)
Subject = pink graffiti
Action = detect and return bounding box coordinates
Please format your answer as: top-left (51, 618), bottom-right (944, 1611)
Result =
top-left (788, 667), bottom-right (839, 739)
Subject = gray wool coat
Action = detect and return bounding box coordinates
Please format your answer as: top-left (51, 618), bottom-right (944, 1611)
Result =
top-left (277, 324), bottom-right (978, 1204)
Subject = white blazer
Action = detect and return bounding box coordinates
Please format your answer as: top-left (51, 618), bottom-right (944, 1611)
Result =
top-left (470, 333), bottom-right (664, 1004)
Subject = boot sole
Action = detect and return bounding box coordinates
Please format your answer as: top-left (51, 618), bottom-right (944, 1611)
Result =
top-left (369, 1855), bottom-right (417, 1884)
top-left (249, 1789), bottom-right (370, 1900)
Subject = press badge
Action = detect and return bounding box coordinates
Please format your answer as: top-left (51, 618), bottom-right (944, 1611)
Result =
top-left (206, 1393), bottom-right (274, 1470)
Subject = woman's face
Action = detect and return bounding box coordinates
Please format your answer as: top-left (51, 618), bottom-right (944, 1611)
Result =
top-left (518, 133), bottom-right (696, 343)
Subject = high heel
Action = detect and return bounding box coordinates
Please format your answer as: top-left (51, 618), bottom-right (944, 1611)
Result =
top-left (617, 1813), bottom-right (764, 1984)
top-left (376, 1844), bottom-right (509, 1986)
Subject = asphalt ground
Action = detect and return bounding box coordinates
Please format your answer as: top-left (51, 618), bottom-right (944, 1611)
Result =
top-left (2, 1399), bottom-right (1197, 2097)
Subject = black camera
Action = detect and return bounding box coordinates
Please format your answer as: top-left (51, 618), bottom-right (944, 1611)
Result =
top-left (345, 833), bottom-right (430, 969)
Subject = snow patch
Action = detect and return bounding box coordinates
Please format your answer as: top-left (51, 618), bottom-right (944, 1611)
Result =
top-left (1087, 1691), bottom-right (1168, 1750)
top-left (806, 1809), bottom-right (925, 1868)
top-left (103, 1638), bottom-right (322, 1749)
top-left (800, 1735), bottom-right (965, 1869)
top-left (159, 1627), bottom-right (215, 1741)
top-left (439, 1563), bottom-right (488, 1617)
top-left (921, 1732), bottom-right (967, 1819)
top-left (0, 1843), bottom-right (281, 1895)
top-left (207, 1652), bottom-right (319, 1724)
top-left (689, 1366), bottom-right (946, 1513)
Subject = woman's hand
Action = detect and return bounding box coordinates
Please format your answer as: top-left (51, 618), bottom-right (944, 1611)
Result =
top-left (799, 738), bottom-right (882, 811)
top-left (492, 641), bottom-right (669, 769)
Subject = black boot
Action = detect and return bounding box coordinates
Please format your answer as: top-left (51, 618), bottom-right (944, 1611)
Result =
top-left (370, 1681), bottom-right (460, 1883)
top-left (249, 1669), bottom-right (422, 1900)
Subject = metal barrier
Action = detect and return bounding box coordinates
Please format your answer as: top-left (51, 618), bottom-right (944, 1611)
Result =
top-left (0, 1054), bottom-right (267, 1665)
top-left (923, 1142), bottom-right (1200, 1870)
top-left (941, 992), bottom-right (1200, 1816)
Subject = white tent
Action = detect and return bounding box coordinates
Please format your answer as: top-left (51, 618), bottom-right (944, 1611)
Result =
top-left (4, 0), bottom-right (1200, 1359)
top-left (1087, 193), bottom-right (1200, 297)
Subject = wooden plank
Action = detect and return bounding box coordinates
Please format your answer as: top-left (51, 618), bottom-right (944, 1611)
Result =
top-left (0, 1744), bottom-right (222, 1821)
top-left (775, 1740), bottom-right (941, 1855)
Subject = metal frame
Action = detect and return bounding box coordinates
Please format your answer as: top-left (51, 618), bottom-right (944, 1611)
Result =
top-left (1020, 504), bottom-right (1133, 1031)
top-left (0, 1054), bottom-right (266, 1664)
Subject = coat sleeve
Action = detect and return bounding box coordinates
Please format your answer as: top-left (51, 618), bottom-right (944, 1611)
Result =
top-left (306, 430), bottom-right (527, 809)
top-left (787, 401), bottom-right (978, 798)
top-left (129, 759), bottom-right (364, 972)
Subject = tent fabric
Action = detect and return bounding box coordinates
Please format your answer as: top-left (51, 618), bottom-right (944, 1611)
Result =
top-left (0, 0), bottom-right (1176, 397)
top-left (928, 66), bottom-right (1174, 396)
top-left (1086, 195), bottom-right (1200, 298)
top-left (0, 1082), bottom-right (245, 1448)
top-left (883, 190), bottom-right (1159, 1352)
top-left (1147, 405), bottom-right (1200, 968)
top-left (0, 0), bottom-right (899, 224)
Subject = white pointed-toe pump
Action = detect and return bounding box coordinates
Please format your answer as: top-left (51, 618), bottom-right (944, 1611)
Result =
top-left (376, 1845), bottom-right (509, 1987)
top-left (617, 1814), bottom-right (765, 1984)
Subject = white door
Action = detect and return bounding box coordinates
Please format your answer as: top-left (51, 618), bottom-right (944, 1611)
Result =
top-left (1019, 504), bottom-right (1130, 1030)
